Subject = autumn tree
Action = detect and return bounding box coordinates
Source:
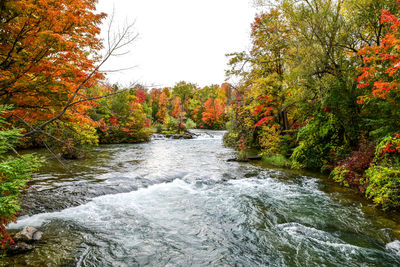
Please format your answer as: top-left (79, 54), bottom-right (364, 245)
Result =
top-left (149, 89), bottom-right (162, 119)
top-left (90, 86), bottom-right (152, 144)
top-left (356, 6), bottom-right (400, 138)
top-left (1, 0), bottom-right (140, 155)
top-left (172, 81), bottom-right (196, 114)
top-left (202, 98), bottom-right (226, 129)
top-left (172, 96), bottom-right (184, 119)
top-left (225, 9), bottom-right (296, 151)
top-left (0, 0), bottom-right (140, 245)
top-left (0, 0), bottom-right (105, 123)
top-left (156, 90), bottom-right (169, 123)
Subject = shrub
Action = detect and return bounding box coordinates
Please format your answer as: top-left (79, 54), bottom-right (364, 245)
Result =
top-left (152, 122), bottom-right (163, 133)
top-left (163, 116), bottom-right (184, 134)
top-left (258, 125), bottom-right (282, 156)
top-left (291, 113), bottom-right (348, 172)
top-left (0, 106), bottom-right (42, 247)
top-left (363, 133), bottom-right (400, 210)
top-left (365, 165), bottom-right (400, 210)
top-left (183, 118), bottom-right (196, 130)
top-left (375, 133), bottom-right (400, 163)
top-left (331, 143), bottom-right (375, 192)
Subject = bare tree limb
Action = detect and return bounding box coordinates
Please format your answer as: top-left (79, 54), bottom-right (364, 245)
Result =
top-left (22, 17), bottom-right (138, 137)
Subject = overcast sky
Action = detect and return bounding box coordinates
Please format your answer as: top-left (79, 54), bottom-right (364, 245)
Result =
top-left (96, 0), bottom-right (259, 88)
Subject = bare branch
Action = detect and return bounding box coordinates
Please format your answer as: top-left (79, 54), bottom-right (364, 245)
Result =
top-left (22, 16), bottom-right (138, 137)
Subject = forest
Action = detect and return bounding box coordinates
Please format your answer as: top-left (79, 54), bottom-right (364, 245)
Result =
top-left (224, 0), bottom-right (400, 212)
top-left (1, 0), bottom-right (400, 260)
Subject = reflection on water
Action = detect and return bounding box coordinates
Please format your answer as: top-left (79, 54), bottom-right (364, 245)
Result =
top-left (5, 130), bottom-right (400, 266)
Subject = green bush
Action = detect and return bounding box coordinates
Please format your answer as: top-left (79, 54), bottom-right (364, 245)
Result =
top-left (0, 106), bottom-right (42, 246)
top-left (183, 118), bottom-right (196, 130)
top-left (291, 113), bottom-right (348, 172)
top-left (163, 116), bottom-right (184, 134)
top-left (332, 166), bottom-right (351, 187)
top-left (365, 165), bottom-right (400, 210)
top-left (363, 134), bottom-right (400, 210)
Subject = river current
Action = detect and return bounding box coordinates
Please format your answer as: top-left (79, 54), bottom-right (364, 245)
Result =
top-left (5, 130), bottom-right (400, 266)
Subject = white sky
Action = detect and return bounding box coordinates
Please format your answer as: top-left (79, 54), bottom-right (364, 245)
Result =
top-left (96, 0), bottom-right (259, 88)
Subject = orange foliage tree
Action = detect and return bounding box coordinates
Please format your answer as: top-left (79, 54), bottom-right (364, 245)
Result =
top-left (0, 0), bottom-right (110, 154)
top-left (0, 0), bottom-right (105, 122)
top-left (172, 96), bottom-right (184, 119)
top-left (356, 6), bottom-right (400, 136)
top-left (156, 91), bottom-right (169, 123)
top-left (201, 98), bottom-right (226, 129)
top-left (357, 8), bottom-right (400, 102)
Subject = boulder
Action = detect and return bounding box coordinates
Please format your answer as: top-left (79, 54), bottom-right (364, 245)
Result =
top-left (14, 226), bottom-right (43, 242)
top-left (32, 231), bottom-right (43, 241)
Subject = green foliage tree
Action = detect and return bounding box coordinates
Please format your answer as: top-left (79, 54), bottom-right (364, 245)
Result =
top-left (0, 106), bottom-right (41, 247)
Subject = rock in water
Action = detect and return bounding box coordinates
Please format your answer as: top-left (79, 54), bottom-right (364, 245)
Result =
top-left (14, 226), bottom-right (43, 242)
top-left (32, 231), bottom-right (43, 241)
top-left (6, 242), bottom-right (33, 255)
top-left (14, 226), bottom-right (36, 241)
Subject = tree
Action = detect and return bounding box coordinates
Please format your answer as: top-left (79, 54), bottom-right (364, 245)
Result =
top-left (172, 96), bottom-right (185, 120)
top-left (356, 6), bottom-right (400, 138)
top-left (0, 0), bottom-right (139, 156)
top-left (0, 0), bottom-right (105, 124)
top-left (225, 9), bottom-right (296, 149)
top-left (156, 91), bottom-right (169, 123)
top-left (202, 98), bottom-right (226, 129)
top-left (172, 81), bottom-right (196, 113)
top-left (91, 87), bottom-right (152, 144)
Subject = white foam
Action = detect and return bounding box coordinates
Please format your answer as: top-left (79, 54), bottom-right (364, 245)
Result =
top-left (9, 179), bottom-right (194, 229)
top-left (386, 240), bottom-right (400, 256)
top-left (277, 222), bottom-right (360, 253)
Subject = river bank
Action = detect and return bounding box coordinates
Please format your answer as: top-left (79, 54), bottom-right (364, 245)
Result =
top-left (3, 130), bottom-right (400, 266)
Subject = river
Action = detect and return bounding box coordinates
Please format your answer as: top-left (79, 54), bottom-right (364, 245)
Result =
top-left (4, 130), bottom-right (400, 266)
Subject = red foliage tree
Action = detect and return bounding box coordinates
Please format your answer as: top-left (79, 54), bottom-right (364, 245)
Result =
top-left (357, 6), bottom-right (400, 103)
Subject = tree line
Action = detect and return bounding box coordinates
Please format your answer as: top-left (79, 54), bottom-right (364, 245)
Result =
top-left (224, 0), bottom-right (400, 210)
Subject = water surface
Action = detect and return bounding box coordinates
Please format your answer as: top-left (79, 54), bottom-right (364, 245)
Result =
top-left (5, 130), bottom-right (400, 266)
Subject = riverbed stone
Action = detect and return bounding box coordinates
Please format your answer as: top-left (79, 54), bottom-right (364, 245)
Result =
top-left (14, 226), bottom-right (37, 241)
top-left (32, 231), bottom-right (43, 241)
top-left (14, 226), bottom-right (43, 242)
top-left (6, 242), bottom-right (33, 255)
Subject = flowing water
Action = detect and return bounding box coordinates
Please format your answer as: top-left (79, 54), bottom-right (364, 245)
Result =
top-left (4, 130), bottom-right (400, 266)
